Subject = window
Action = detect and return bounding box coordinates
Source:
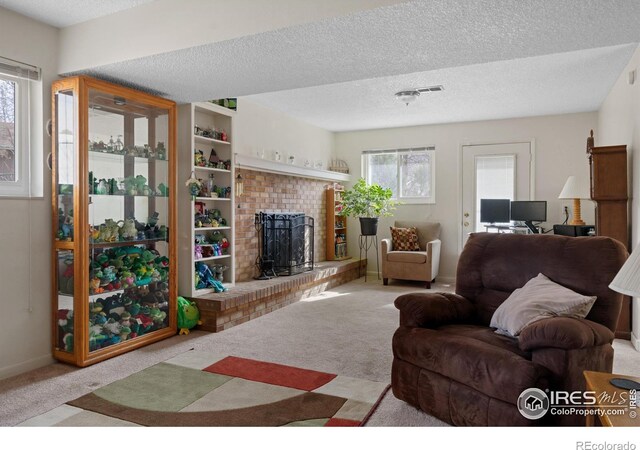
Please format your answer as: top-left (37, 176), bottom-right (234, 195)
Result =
top-left (0, 76), bottom-right (18, 182)
top-left (0, 57), bottom-right (41, 197)
top-left (362, 147), bottom-right (435, 203)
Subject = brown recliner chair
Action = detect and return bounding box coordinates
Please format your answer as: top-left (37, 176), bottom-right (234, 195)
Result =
top-left (391, 232), bottom-right (627, 426)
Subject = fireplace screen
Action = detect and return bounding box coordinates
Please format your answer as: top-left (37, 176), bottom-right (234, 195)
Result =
top-left (255, 212), bottom-right (314, 277)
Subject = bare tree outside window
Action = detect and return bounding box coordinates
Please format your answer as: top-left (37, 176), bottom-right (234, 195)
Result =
top-left (0, 79), bottom-right (16, 182)
top-left (368, 153), bottom-right (398, 195)
top-left (400, 152), bottom-right (431, 198)
top-left (363, 147), bottom-right (435, 203)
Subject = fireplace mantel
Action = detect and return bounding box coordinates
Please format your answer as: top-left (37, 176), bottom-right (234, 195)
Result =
top-left (235, 153), bottom-right (350, 182)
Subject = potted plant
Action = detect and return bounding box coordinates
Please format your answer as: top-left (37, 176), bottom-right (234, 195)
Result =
top-left (339, 178), bottom-right (398, 235)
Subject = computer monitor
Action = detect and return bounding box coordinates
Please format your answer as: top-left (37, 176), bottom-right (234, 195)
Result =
top-left (510, 201), bottom-right (547, 234)
top-left (480, 199), bottom-right (511, 224)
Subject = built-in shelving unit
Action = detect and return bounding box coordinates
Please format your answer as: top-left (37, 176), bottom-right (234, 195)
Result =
top-left (326, 186), bottom-right (350, 260)
top-left (178, 102), bottom-right (235, 297)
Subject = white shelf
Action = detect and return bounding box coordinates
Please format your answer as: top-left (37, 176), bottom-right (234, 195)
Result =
top-left (195, 254), bottom-right (231, 262)
top-left (194, 166), bottom-right (231, 174)
top-left (195, 226), bottom-right (231, 231)
top-left (195, 135), bottom-right (231, 145)
top-left (235, 153), bottom-right (350, 182)
top-left (194, 102), bottom-right (236, 116)
top-left (194, 197), bottom-right (231, 202)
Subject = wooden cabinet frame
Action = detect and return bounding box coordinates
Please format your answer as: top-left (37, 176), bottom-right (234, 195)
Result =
top-left (51, 76), bottom-right (177, 366)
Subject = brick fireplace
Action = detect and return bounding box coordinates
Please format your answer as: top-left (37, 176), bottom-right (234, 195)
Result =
top-left (192, 167), bottom-right (363, 332)
top-left (234, 170), bottom-right (327, 281)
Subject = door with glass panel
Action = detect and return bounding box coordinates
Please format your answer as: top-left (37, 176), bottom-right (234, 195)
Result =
top-left (461, 142), bottom-right (532, 250)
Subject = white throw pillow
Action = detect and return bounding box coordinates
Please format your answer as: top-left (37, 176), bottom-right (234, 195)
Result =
top-left (490, 273), bottom-right (597, 338)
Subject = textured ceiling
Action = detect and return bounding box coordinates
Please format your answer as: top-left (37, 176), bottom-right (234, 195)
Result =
top-left (0, 0), bottom-right (155, 28)
top-left (245, 44), bottom-right (637, 131)
top-left (7, 0), bottom-right (640, 130)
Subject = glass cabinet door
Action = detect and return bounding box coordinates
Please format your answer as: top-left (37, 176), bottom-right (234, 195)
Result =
top-left (86, 88), bottom-right (171, 352)
top-left (54, 89), bottom-right (76, 353)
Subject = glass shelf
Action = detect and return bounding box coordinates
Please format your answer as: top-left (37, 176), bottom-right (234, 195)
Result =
top-left (89, 149), bottom-right (168, 162)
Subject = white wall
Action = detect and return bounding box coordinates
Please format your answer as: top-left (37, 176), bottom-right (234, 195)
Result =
top-left (0, 7), bottom-right (59, 379)
top-left (334, 112), bottom-right (597, 281)
top-left (597, 43), bottom-right (640, 350)
top-left (234, 98), bottom-right (334, 166)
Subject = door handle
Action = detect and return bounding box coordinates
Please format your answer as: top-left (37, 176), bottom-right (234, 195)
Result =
top-left (464, 221), bottom-right (470, 227)
top-left (464, 212), bottom-right (469, 218)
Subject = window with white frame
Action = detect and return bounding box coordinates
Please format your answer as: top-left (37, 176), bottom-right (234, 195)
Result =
top-left (362, 147), bottom-right (436, 203)
top-left (0, 57), bottom-right (41, 197)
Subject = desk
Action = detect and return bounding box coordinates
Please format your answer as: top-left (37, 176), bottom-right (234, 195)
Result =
top-left (358, 234), bottom-right (379, 281)
top-left (553, 224), bottom-right (595, 236)
top-left (583, 371), bottom-right (639, 427)
top-left (484, 225), bottom-right (532, 234)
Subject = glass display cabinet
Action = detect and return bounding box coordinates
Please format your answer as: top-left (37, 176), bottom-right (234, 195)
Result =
top-left (51, 75), bottom-right (177, 367)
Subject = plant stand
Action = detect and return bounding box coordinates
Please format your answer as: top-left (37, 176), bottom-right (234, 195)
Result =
top-left (358, 234), bottom-right (379, 281)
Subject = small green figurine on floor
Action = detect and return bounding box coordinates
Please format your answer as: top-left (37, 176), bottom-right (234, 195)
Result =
top-left (177, 296), bottom-right (202, 335)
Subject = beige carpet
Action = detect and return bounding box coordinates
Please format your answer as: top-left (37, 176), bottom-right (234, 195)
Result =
top-left (1, 277), bottom-right (638, 427)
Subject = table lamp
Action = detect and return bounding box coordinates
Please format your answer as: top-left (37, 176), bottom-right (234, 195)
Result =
top-left (558, 176), bottom-right (589, 225)
top-left (608, 244), bottom-right (640, 390)
top-left (609, 243), bottom-right (640, 297)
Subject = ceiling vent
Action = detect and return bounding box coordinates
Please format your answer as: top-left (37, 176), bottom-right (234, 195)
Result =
top-left (395, 85), bottom-right (444, 105)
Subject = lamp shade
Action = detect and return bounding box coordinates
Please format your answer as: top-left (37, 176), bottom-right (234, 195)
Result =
top-left (558, 176), bottom-right (590, 199)
top-left (609, 243), bottom-right (640, 297)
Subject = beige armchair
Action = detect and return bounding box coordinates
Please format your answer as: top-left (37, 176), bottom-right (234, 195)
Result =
top-left (381, 221), bottom-right (441, 289)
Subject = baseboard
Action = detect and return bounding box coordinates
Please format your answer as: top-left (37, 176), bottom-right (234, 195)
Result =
top-left (436, 276), bottom-right (456, 285)
top-left (0, 354), bottom-right (54, 381)
top-left (366, 273), bottom-right (456, 285)
top-left (632, 332), bottom-right (640, 352)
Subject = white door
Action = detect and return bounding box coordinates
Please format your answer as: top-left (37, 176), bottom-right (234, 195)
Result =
top-left (461, 142), bottom-right (532, 250)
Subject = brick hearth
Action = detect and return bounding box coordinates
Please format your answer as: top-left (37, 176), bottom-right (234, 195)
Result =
top-left (193, 259), bottom-right (365, 332)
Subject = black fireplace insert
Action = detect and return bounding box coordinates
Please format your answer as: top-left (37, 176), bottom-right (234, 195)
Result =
top-left (255, 211), bottom-right (314, 278)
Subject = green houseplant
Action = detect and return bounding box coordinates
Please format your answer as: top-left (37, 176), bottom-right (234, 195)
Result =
top-left (339, 178), bottom-right (398, 235)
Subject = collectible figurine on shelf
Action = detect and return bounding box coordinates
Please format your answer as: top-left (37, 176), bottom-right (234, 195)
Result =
top-left (156, 142), bottom-right (167, 160)
top-left (96, 179), bottom-right (108, 195)
top-left (147, 212), bottom-right (159, 227)
top-left (194, 150), bottom-right (206, 167)
top-left (213, 265), bottom-right (228, 282)
top-left (134, 175), bottom-right (147, 195)
top-left (195, 262), bottom-right (227, 292)
top-left (118, 218), bottom-right (137, 241)
top-left (157, 183), bottom-right (168, 197)
top-left (185, 173), bottom-right (202, 199)
top-left (108, 178), bottom-right (119, 195)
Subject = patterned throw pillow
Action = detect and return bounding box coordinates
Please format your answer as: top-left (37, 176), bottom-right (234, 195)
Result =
top-left (390, 226), bottom-right (421, 251)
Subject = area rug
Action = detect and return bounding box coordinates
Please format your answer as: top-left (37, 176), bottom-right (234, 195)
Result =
top-left (51, 350), bottom-right (389, 427)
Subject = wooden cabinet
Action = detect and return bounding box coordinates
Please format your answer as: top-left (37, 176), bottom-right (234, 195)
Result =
top-left (177, 102), bottom-right (235, 298)
top-left (326, 186), bottom-right (350, 260)
top-left (51, 76), bottom-right (177, 367)
top-left (588, 136), bottom-right (631, 339)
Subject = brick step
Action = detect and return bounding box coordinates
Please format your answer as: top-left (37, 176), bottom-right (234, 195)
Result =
top-left (189, 259), bottom-right (366, 332)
